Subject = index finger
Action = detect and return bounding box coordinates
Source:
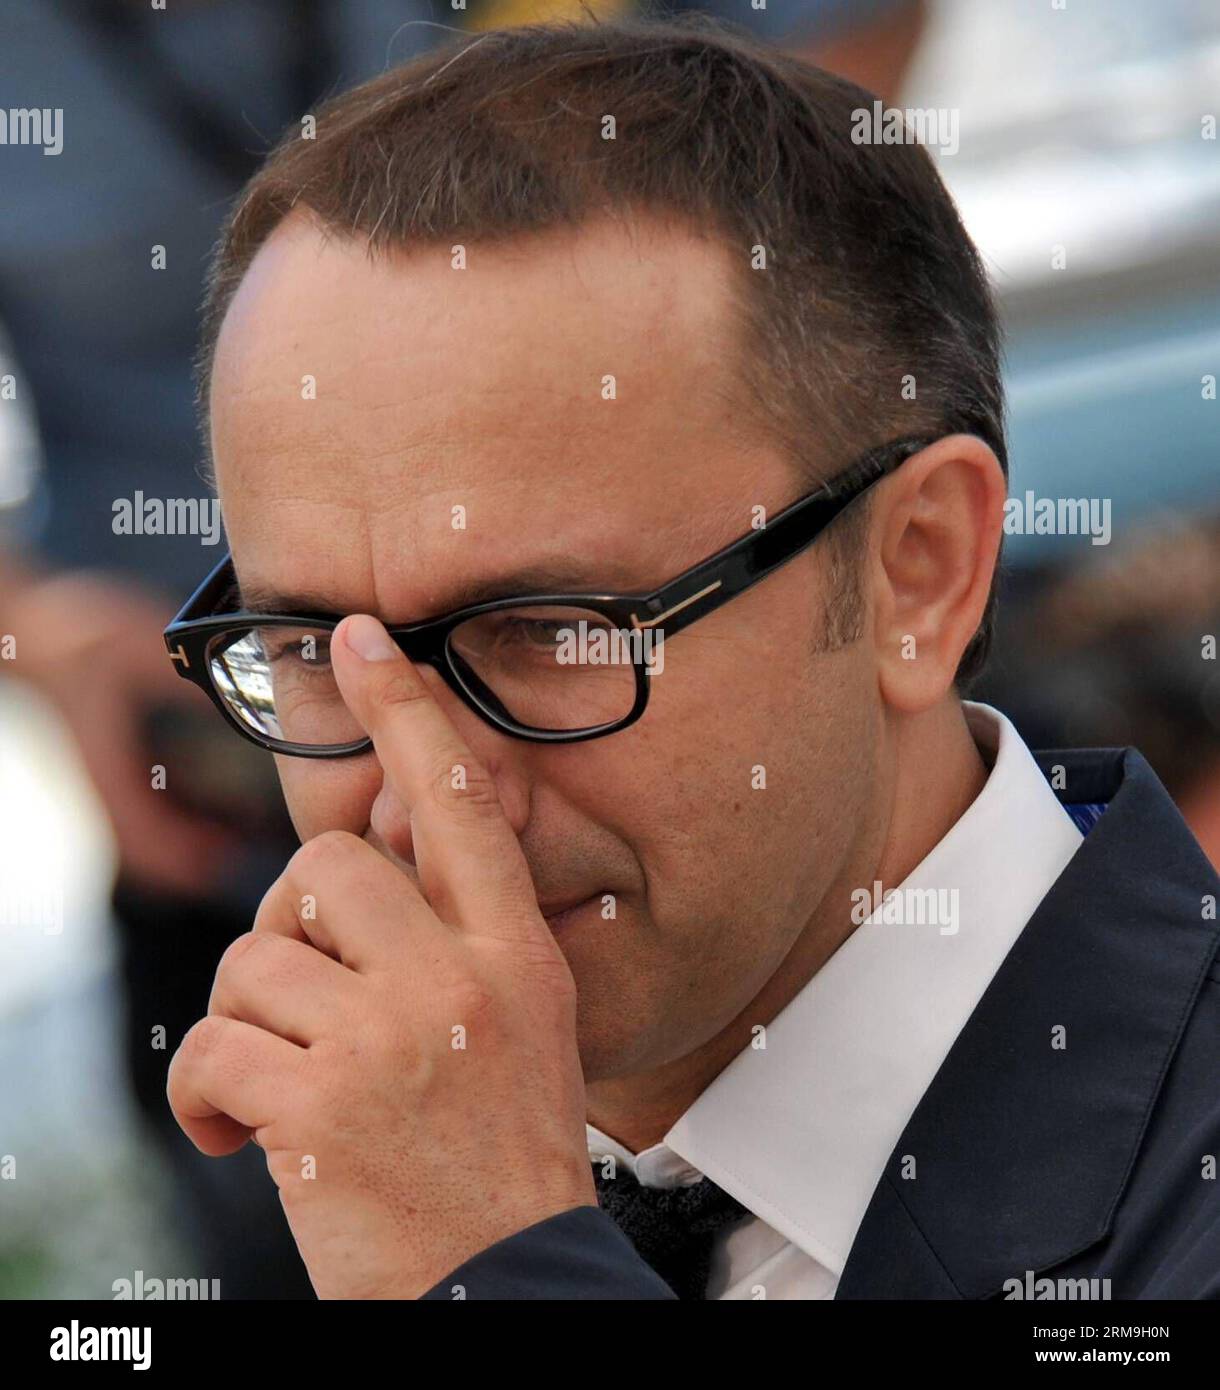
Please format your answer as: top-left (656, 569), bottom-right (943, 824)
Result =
top-left (330, 612), bottom-right (545, 940)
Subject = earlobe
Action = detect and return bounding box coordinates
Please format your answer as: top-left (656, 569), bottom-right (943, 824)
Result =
top-left (872, 435), bottom-right (1005, 714)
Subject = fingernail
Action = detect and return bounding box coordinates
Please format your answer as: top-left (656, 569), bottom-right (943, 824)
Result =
top-left (343, 614), bottom-right (398, 662)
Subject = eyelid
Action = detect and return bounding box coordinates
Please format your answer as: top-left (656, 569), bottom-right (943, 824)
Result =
top-left (262, 632), bottom-right (332, 657)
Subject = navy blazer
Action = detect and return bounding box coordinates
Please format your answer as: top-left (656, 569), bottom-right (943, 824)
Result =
top-left (423, 747), bottom-right (1220, 1300)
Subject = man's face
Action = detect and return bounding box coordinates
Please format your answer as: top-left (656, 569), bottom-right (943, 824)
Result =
top-left (210, 209), bottom-right (880, 1082)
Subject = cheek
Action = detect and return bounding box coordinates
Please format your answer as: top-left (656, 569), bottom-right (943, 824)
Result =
top-left (575, 637), bottom-right (782, 904)
top-left (605, 618), bottom-right (872, 935)
top-left (273, 754), bottom-right (382, 843)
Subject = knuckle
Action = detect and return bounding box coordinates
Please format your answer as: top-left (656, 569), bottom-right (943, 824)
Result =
top-left (179, 1013), bottom-right (232, 1067)
top-left (217, 929), bottom-right (263, 977)
top-left (177, 1015), bottom-right (266, 1092)
top-left (428, 759), bottom-right (501, 819)
top-left (448, 974), bottom-right (499, 1025)
top-left (254, 876), bottom-right (282, 925)
top-left (294, 828), bottom-right (364, 877)
top-left (376, 669), bottom-right (431, 712)
top-left (216, 930), bottom-right (297, 993)
top-left (542, 963), bottom-right (580, 1016)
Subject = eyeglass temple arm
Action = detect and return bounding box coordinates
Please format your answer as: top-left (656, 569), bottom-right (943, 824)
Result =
top-left (168, 553), bottom-right (238, 628)
top-left (166, 438), bottom-right (933, 640)
top-left (630, 437), bottom-right (933, 638)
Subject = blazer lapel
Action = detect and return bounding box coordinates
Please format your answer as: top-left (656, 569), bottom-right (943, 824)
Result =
top-left (837, 747), bottom-right (1220, 1299)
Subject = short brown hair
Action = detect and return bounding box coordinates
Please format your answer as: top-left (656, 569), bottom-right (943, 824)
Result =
top-left (198, 14), bottom-right (1007, 684)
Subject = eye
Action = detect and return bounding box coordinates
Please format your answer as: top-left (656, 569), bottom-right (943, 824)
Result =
top-left (449, 607), bottom-right (622, 670)
top-left (502, 618), bottom-right (569, 647)
top-left (262, 633), bottom-right (333, 668)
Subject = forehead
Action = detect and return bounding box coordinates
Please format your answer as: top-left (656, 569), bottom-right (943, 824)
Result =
top-left (210, 208), bottom-right (790, 618)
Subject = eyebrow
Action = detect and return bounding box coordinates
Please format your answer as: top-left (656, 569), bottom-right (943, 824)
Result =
top-left (236, 562), bottom-right (651, 621)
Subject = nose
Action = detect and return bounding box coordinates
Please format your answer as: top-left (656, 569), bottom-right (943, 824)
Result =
top-left (367, 663), bottom-right (532, 866)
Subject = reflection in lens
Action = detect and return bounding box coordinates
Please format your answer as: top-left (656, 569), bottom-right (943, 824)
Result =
top-left (208, 627), bottom-right (362, 747)
top-left (447, 606), bottom-right (639, 732)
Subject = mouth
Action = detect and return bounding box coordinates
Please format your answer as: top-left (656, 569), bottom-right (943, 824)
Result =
top-left (539, 892), bottom-right (603, 933)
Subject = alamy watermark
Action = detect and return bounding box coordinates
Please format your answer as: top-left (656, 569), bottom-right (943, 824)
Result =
top-left (1005, 1270), bottom-right (1112, 1300)
top-left (555, 620), bottom-right (664, 675)
top-left (113, 1269), bottom-right (220, 1300)
top-left (112, 493), bottom-right (221, 546)
top-left (49, 1322), bottom-right (150, 1370)
top-left (851, 100), bottom-right (959, 156)
top-left (1003, 491), bottom-right (1111, 545)
top-left (0, 107), bottom-right (63, 156)
top-left (851, 880), bottom-right (960, 936)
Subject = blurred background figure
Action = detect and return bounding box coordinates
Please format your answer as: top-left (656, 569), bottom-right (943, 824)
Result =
top-left (906, 0), bottom-right (1220, 864)
top-left (976, 514), bottom-right (1220, 873)
top-left (0, 0), bottom-right (453, 1300)
top-left (1, 0), bottom-right (1218, 1298)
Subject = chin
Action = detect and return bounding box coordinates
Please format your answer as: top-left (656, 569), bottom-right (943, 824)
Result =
top-left (574, 1025), bottom-right (648, 1087)
top-left (569, 976), bottom-right (674, 1086)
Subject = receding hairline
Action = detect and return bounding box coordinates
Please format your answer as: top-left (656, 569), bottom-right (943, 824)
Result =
top-left (202, 197), bottom-right (794, 489)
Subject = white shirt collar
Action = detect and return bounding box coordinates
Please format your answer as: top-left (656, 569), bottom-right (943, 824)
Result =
top-left (588, 702), bottom-right (1084, 1274)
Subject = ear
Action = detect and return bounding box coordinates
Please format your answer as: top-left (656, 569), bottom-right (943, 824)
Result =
top-left (869, 434), bottom-right (1006, 713)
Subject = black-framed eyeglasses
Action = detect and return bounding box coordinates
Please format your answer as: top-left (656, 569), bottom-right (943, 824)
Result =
top-left (164, 434), bottom-right (933, 756)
